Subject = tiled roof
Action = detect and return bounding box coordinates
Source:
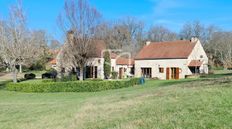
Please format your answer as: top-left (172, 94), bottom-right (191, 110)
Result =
top-left (49, 49), bottom-right (60, 55)
top-left (188, 60), bottom-right (203, 67)
top-left (111, 53), bottom-right (134, 65)
top-left (135, 40), bottom-right (197, 60)
top-left (116, 57), bottom-right (134, 65)
top-left (49, 58), bottom-right (57, 65)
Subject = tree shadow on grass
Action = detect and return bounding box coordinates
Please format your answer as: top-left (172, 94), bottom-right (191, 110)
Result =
top-left (157, 73), bottom-right (232, 88)
top-left (202, 73), bottom-right (232, 79)
top-left (155, 79), bottom-right (199, 87)
top-left (0, 80), bottom-right (12, 90)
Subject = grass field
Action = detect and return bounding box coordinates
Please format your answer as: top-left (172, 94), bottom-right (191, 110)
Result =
top-left (1, 72), bottom-right (232, 129)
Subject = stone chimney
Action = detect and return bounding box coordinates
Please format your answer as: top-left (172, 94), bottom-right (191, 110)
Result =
top-left (67, 30), bottom-right (74, 43)
top-left (146, 41), bottom-right (151, 46)
top-left (190, 37), bottom-right (199, 43)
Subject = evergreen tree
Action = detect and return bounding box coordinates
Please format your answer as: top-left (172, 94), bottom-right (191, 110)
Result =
top-left (104, 51), bottom-right (111, 79)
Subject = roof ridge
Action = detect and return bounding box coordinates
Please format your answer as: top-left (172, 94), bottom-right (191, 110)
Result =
top-left (150, 40), bottom-right (191, 44)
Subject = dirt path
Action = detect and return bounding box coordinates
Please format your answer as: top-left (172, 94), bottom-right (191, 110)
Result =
top-left (0, 72), bottom-right (24, 81)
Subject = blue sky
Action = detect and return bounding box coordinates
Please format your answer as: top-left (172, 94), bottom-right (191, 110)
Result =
top-left (0, 0), bottom-right (232, 42)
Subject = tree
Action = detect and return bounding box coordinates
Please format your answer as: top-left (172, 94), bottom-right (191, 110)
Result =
top-left (95, 17), bottom-right (145, 56)
top-left (58, 0), bottom-right (101, 80)
top-left (0, 0), bottom-right (46, 82)
top-left (179, 21), bottom-right (221, 68)
top-left (179, 21), bottom-right (218, 45)
top-left (50, 40), bottom-right (61, 50)
top-left (120, 17), bottom-right (145, 54)
top-left (103, 51), bottom-right (111, 79)
top-left (148, 25), bottom-right (177, 42)
top-left (205, 32), bottom-right (232, 68)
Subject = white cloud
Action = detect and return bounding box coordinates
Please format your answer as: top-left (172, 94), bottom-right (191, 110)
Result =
top-left (150, 0), bottom-right (192, 15)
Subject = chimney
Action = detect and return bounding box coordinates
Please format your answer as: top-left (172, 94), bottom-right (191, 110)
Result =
top-left (67, 30), bottom-right (74, 43)
top-left (190, 37), bottom-right (199, 43)
top-left (146, 41), bottom-right (151, 46)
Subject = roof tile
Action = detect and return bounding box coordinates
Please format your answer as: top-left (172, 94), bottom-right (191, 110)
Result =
top-left (188, 60), bottom-right (203, 67)
top-left (135, 40), bottom-right (196, 60)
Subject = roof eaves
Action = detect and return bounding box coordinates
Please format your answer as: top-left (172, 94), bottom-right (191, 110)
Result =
top-left (134, 57), bottom-right (188, 60)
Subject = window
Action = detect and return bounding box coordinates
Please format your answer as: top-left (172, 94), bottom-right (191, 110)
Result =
top-left (171, 67), bottom-right (179, 79)
top-left (141, 68), bottom-right (152, 78)
top-left (159, 67), bottom-right (164, 73)
top-left (130, 67), bottom-right (135, 74)
top-left (112, 67), bottom-right (114, 71)
top-left (200, 55), bottom-right (203, 58)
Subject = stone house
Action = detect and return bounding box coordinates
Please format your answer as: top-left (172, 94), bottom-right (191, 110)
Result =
top-left (111, 54), bottom-right (134, 79)
top-left (134, 37), bottom-right (208, 80)
top-left (52, 41), bottom-right (134, 79)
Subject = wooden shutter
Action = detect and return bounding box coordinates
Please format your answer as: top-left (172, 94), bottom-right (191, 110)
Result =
top-left (176, 68), bottom-right (179, 80)
top-left (166, 68), bottom-right (170, 80)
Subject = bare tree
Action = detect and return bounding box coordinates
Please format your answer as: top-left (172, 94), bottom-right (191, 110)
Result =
top-left (179, 21), bottom-right (218, 45)
top-left (180, 21), bottom-right (221, 68)
top-left (95, 17), bottom-right (145, 56)
top-left (58, 0), bottom-right (101, 80)
top-left (148, 25), bottom-right (177, 42)
top-left (50, 40), bottom-right (61, 50)
top-left (121, 17), bottom-right (144, 54)
top-left (205, 32), bottom-right (232, 68)
top-left (0, 0), bottom-right (45, 82)
top-left (104, 22), bottom-right (131, 50)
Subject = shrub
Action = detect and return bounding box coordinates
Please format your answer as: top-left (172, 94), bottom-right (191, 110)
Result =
top-left (42, 79), bottom-right (55, 83)
top-left (24, 73), bottom-right (36, 80)
top-left (42, 71), bottom-right (57, 79)
top-left (85, 78), bottom-right (103, 81)
top-left (111, 71), bottom-right (118, 79)
top-left (7, 78), bottom-right (140, 93)
top-left (212, 66), bottom-right (224, 70)
top-left (58, 74), bottom-right (78, 82)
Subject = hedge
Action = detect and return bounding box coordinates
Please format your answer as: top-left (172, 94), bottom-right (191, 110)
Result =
top-left (6, 78), bottom-right (140, 93)
top-left (24, 73), bottom-right (36, 80)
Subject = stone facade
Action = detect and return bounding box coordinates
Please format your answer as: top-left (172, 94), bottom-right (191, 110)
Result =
top-left (135, 39), bottom-right (208, 80)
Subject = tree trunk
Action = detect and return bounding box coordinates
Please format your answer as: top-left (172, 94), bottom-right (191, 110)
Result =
top-left (79, 67), bottom-right (84, 81)
top-left (12, 67), bottom-right (17, 83)
top-left (19, 64), bottom-right (22, 73)
top-left (6, 68), bottom-right (9, 72)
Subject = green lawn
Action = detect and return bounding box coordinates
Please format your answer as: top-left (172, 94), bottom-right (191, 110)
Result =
top-left (1, 74), bottom-right (232, 129)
